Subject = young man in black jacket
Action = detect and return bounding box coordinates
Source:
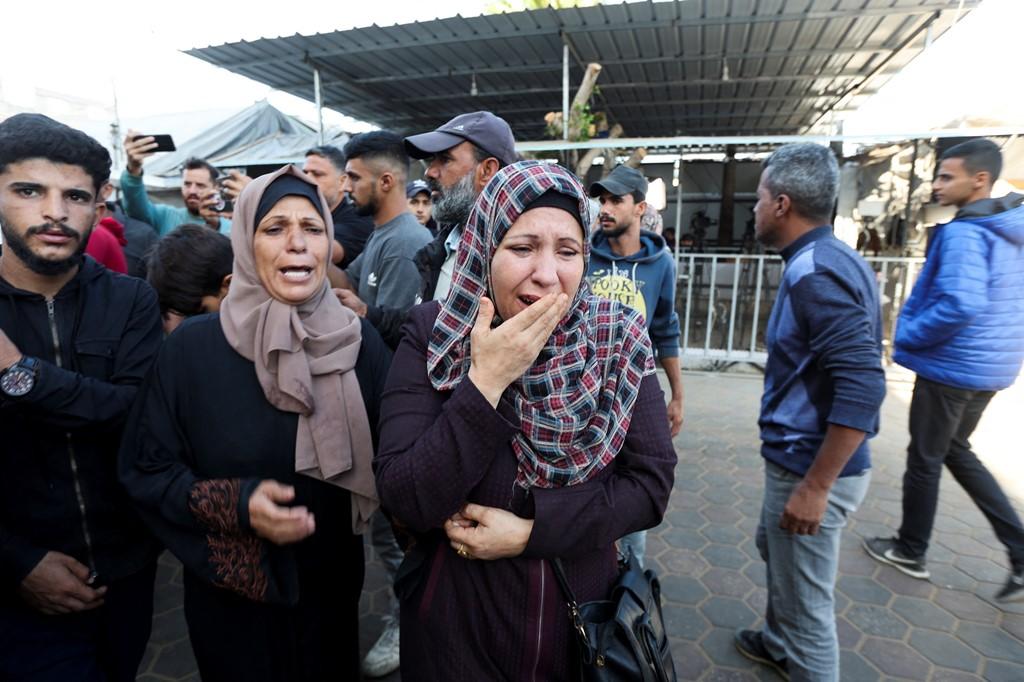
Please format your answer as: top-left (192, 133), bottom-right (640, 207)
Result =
top-left (0, 113), bottom-right (163, 681)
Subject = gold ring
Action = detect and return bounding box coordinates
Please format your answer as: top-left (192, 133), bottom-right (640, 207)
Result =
top-left (457, 543), bottom-right (470, 559)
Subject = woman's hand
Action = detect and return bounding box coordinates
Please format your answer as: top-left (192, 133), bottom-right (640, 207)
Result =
top-left (444, 503), bottom-right (534, 560)
top-left (467, 294), bottom-right (568, 407)
top-left (248, 480), bottom-right (316, 545)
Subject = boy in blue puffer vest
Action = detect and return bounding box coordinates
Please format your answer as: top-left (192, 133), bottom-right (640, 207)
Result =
top-left (864, 139), bottom-right (1024, 603)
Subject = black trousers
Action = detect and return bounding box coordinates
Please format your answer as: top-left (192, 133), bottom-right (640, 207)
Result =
top-left (898, 376), bottom-right (1024, 569)
top-left (0, 561), bottom-right (156, 682)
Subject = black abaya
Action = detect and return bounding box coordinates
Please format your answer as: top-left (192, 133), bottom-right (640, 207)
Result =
top-left (119, 313), bottom-right (391, 682)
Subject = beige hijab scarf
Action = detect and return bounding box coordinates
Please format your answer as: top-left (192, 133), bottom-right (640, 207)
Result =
top-left (220, 164), bottom-right (377, 533)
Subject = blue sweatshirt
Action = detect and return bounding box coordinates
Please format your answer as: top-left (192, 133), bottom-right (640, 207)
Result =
top-left (587, 229), bottom-right (680, 359)
top-left (760, 226), bottom-right (885, 477)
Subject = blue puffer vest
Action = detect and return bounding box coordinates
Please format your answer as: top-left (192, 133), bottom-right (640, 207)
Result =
top-left (893, 193), bottom-right (1024, 391)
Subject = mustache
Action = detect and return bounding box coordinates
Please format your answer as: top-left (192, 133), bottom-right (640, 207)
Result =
top-left (26, 223), bottom-right (80, 240)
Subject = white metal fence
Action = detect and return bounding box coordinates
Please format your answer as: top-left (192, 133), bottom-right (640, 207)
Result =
top-left (675, 254), bottom-right (926, 366)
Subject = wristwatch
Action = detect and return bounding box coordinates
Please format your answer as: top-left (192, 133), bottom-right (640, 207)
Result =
top-left (0, 356), bottom-right (39, 398)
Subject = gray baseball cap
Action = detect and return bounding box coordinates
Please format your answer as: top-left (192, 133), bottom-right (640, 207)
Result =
top-left (404, 111), bottom-right (517, 167)
top-left (406, 179), bottom-right (430, 199)
top-left (588, 165), bottom-right (648, 199)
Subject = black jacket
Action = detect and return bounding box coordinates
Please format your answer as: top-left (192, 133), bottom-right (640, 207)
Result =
top-left (332, 197), bottom-right (375, 269)
top-left (0, 257), bottom-right (163, 591)
top-left (109, 201), bottom-right (159, 280)
top-left (365, 222), bottom-right (458, 349)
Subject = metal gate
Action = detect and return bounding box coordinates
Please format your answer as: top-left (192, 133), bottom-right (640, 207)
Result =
top-left (675, 254), bottom-right (925, 365)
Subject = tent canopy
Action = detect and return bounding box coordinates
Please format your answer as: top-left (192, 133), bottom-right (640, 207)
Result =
top-left (140, 101), bottom-right (349, 188)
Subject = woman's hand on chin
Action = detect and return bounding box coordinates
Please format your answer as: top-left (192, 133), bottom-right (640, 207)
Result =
top-left (248, 480), bottom-right (316, 545)
top-left (444, 503), bottom-right (534, 560)
top-left (467, 294), bottom-right (568, 407)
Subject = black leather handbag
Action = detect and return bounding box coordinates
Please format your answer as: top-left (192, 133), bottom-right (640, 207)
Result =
top-left (551, 552), bottom-right (677, 682)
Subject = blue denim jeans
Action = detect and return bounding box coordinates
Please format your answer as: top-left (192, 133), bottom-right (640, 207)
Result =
top-left (757, 460), bottom-right (870, 682)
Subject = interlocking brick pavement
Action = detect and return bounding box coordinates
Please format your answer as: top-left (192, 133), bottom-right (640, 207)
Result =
top-left (138, 370), bottom-right (1024, 680)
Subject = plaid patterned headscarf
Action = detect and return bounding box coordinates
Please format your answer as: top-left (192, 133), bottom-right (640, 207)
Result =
top-left (427, 160), bottom-right (655, 489)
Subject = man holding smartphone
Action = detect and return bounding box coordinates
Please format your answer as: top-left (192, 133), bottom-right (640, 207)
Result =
top-left (120, 130), bottom-right (231, 236)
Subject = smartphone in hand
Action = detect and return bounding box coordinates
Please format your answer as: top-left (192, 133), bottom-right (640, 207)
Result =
top-left (132, 134), bottom-right (176, 152)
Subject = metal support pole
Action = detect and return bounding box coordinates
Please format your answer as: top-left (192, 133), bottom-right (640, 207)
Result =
top-left (719, 144), bottom-right (736, 246)
top-left (726, 261), bottom-right (741, 353)
top-left (313, 66), bottom-right (325, 145)
top-left (673, 155), bottom-right (684, 265)
top-left (562, 43), bottom-right (570, 142)
top-left (704, 256), bottom-right (718, 353)
top-left (683, 255), bottom-right (695, 352)
top-left (902, 140), bottom-right (920, 246)
top-left (750, 258), bottom-right (765, 355)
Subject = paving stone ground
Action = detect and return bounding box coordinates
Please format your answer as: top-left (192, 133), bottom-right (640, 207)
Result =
top-left (138, 369), bottom-right (1024, 681)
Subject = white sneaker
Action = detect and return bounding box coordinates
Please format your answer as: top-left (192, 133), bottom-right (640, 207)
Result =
top-left (361, 619), bottom-right (400, 678)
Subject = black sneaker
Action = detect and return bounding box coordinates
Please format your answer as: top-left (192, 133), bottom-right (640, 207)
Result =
top-left (734, 629), bottom-right (789, 680)
top-left (863, 537), bottom-right (930, 579)
top-left (995, 569), bottom-right (1024, 603)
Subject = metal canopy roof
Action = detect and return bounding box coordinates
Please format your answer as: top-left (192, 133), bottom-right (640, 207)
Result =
top-left (186, 0), bottom-right (975, 141)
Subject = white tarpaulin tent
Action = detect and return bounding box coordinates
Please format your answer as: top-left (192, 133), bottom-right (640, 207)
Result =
top-left (137, 101), bottom-right (350, 189)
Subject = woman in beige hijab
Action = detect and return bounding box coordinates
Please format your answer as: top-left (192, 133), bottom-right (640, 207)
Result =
top-left (119, 165), bottom-right (392, 682)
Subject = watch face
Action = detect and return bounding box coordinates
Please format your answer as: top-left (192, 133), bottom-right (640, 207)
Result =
top-left (1, 366), bottom-right (34, 397)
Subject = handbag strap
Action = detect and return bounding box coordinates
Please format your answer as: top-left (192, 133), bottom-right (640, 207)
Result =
top-left (549, 558), bottom-right (591, 648)
top-left (549, 558), bottom-right (578, 605)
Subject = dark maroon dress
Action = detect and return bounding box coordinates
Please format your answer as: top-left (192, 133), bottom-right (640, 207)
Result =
top-left (376, 302), bottom-right (677, 681)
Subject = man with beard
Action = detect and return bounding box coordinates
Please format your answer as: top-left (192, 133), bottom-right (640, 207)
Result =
top-left (334, 112), bottom-right (515, 350)
top-left (586, 164), bottom-right (684, 567)
top-left (120, 130), bottom-right (230, 235)
top-left (333, 131), bottom-right (431, 320)
top-left (0, 114), bottom-right (163, 680)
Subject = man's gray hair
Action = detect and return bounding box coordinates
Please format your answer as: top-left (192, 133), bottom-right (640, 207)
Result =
top-left (761, 143), bottom-right (839, 221)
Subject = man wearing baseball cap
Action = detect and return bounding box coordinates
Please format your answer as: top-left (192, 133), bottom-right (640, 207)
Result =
top-left (404, 110), bottom-right (517, 300)
top-left (335, 111), bottom-right (516, 350)
top-left (406, 179), bottom-right (437, 236)
top-left (586, 164), bottom-right (685, 566)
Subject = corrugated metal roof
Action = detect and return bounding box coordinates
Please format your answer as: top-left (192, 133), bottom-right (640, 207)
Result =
top-left (185, 0), bottom-right (975, 141)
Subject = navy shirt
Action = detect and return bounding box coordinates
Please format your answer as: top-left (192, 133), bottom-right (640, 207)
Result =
top-left (759, 226), bottom-right (885, 477)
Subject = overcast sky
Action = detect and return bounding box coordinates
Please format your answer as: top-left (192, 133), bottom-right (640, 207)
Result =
top-left (1, 0), bottom-right (1021, 139)
top-left (0, 0), bottom-right (487, 130)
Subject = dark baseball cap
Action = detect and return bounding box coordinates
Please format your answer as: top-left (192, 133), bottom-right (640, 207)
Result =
top-left (406, 179), bottom-right (430, 199)
top-left (589, 165), bottom-right (648, 199)
top-left (404, 111), bottom-right (517, 167)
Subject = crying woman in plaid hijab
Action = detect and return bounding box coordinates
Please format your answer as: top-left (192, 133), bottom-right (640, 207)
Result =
top-left (427, 160), bottom-right (655, 489)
